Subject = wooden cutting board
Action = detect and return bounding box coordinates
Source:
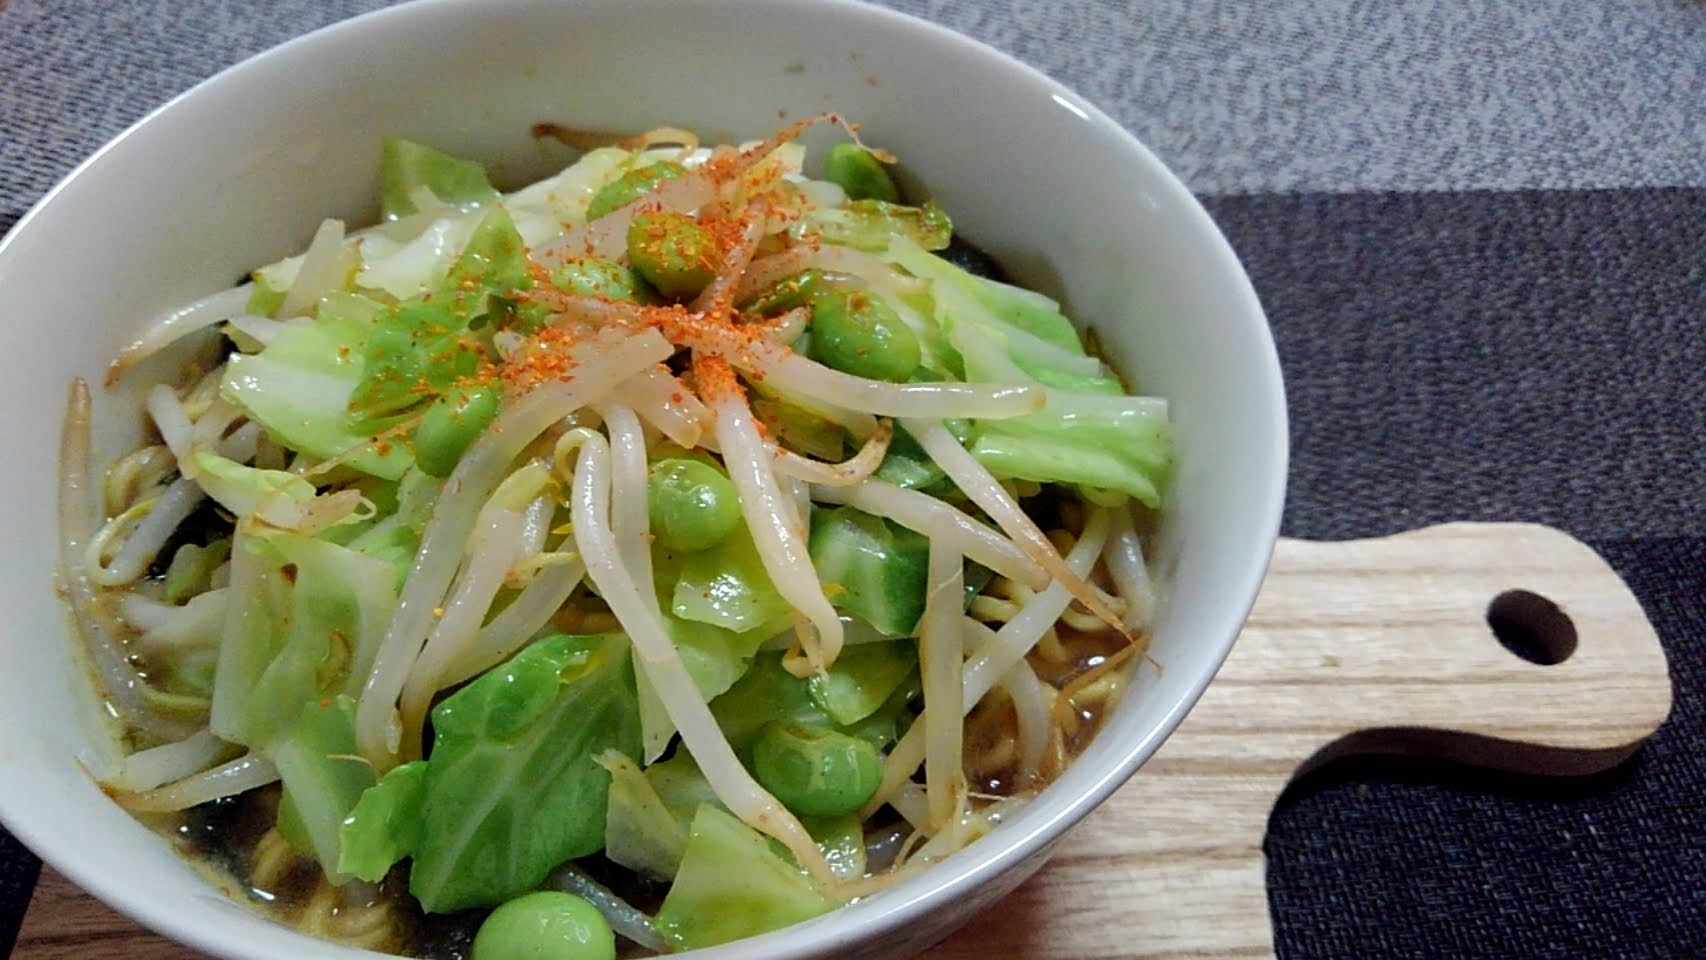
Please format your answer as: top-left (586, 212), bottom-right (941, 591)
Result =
top-left (12, 523), bottom-right (1672, 960)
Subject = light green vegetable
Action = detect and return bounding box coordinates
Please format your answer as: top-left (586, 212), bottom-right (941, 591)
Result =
top-left (308, 473), bottom-right (403, 550)
top-left (408, 633), bottom-right (640, 913)
top-left (598, 751), bottom-right (688, 880)
top-left (221, 291), bottom-right (414, 479)
top-left (337, 761), bottom-right (427, 882)
top-left (244, 275), bottom-right (289, 318)
top-left (808, 506), bottom-right (929, 636)
top-left (483, 292), bottom-right (557, 336)
top-left (873, 425), bottom-right (954, 493)
top-left (804, 813), bottom-right (867, 881)
top-left (270, 696), bottom-right (376, 884)
top-left (751, 722), bottom-right (883, 818)
top-left (806, 199), bottom-right (951, 252)
top-left (635, 614), bottom-right (768, 763)
top-left (209, 527), bottom-right (394, 750)
top-left (604, 748), bottom-right (865, 884)
top-left (627, 211), bottom-right (719, 300)
top-left (886, 236), bottom-right (1080, 350)
top-left (667, 616), bottom-right (767, 708)
top-left (380, 136), bottom-right (500, 220)
top-left (708, 652), bottom-right (914, 755)
top-left (671, 526), bottom-right (793, 634)
top-left (822, 142), bottom-right (900, 203)
top-left (949, 289), bottom-right (1169, 504)
top-left (414, 385), bottom-right (500, 478)
top-left (807, 289), bottom-right (921, 383)
top-left (645, 751), bottom-right (723, 823)
top-left (601, 749), bottom-right (724, 880)
top-left (186, 451), bottom-right (316, 519)
top-left (709, 653), bottom-right (832, 751)
top-left (549, 257), bottom-right (651, 303)
top-left (647, 458), bottom-right (742, 552)
top-left (740, 268), bottom-right (829, 317)
top-left (135, 589), bottom-right (224, 697)
top-left (348, 205), bottom-right (530, 427)
top-left (887, 236), bottom-right (1172, 505)
top-left (969, 416), bottom-right (1170, 507)
top-left (356, 217), bottom-right (477, 301)
top-left (442, 205), bottom-right (532, 315)
top-left (746, 381), bottom-right (849, 462)
top-left (808, 639), bottom-right (918, 726)
top-left (498, 145), bottom-right (629, 232)
top-left (586, 160), bottom-right (687, 220)
top-left (472, 891), bottom-right (615, 960)
top-left (161, 539), bottom-right (230, 604)
top-left (345, 298), bottom-right (482, 426)
top-left (653, 805), bottom-right (833, 951)
top-left (274, 788), bottom-right (314, 859)
top-left (345, 467), bottom-right (442, 587)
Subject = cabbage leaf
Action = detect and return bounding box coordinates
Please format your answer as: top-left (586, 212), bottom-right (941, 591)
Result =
top-left (887, 237), bottom-right (1172, 505)
top-left (653, 805), bottom-right (832, 951)
top-left (408, 633), bottom-right (641, 913)
top-left (337, 760), bottom-right (427, 883)
top-left (208, 526), bottom-right (394, 750)
top-left (671, 526), bottom-right (792, 634)
top-left (221, 292), bottom-right (410, 479)
top-left (379, 137), bottom-right (499, 220)
top-left (270, 695), bottom-right (377, 885)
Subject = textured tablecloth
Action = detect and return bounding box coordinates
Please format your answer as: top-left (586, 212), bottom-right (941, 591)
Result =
top-left (2, 1), bottom-right (1702, 956)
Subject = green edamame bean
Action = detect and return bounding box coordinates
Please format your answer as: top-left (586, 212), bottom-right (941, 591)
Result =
top-left (586, 160), bottom-right (687, 221)
top-left (472, 890), bottom-right (615, 960)
top-left (807, 289), bottom-right (921, 382)
top-left (741, 268), bottom-right (829, 317)
top-left (626, 212), bottom-right (718, 301)
top-left (414, 385), bottom-right (500, 478)
top-left (648, 458), bottom-right (742, 552)
top-left (751, 721), bottom-right (883, 818)
top-left (822, 143), bottom-right (900, 203)
top-left (549, 257), bottom-right (650, 302)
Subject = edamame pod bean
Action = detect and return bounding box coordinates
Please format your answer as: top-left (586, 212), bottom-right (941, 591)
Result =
top-left (627, 212), bottom-right (718, 300)
top-left (807, 289), bottom-right (921, 382)
top-left (586, 160), bottom-right (687, 221)
top-left (550, 257), bottom-right (650, 302)
top-left (822, 143), bottom-right (900, 203)
top-left (472, 891), bottom-right (615, 960)
top-left (414, 385), bottom-right (500, 478)
top-left (751, 721), bottom-right (883, 818)
top-left (742, 268), bottom-right (828, 317)
top-left (648, 458), bottom-right (742, 552)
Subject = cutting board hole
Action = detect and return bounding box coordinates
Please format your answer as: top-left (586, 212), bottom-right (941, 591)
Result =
top-left (1486, 589), bottom-right (1577, 665)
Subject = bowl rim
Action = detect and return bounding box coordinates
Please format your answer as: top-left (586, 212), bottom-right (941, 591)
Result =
top-left (0, 0), bottom-right (1288, 957)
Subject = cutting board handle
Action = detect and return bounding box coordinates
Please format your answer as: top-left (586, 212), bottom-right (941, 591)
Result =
top-left (1267, 522), bottom-right (1672, 779)
top-left (928, 522), bottom-right (1673, 960)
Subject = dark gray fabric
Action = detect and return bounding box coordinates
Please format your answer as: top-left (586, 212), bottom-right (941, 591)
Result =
top-left (5, 0), bottom-right (1706, 214)
top-left (0, 0), bottom-right (389, 226)
top-left (0, 830), bottom-right (34, 957)
top-left (1203, 188), bottom-right (1706, 542)
top-left (3, 1), bottom-right (1704, 957)
top-left (897, 0), bottom-right (1706, 194)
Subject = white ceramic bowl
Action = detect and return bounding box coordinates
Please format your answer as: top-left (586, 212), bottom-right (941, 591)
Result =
top-left (0, 1), bottom-right (1286, 957)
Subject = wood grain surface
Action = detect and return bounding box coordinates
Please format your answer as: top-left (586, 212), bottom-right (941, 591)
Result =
top-left (12, 523), bottom-right (1673, 960)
